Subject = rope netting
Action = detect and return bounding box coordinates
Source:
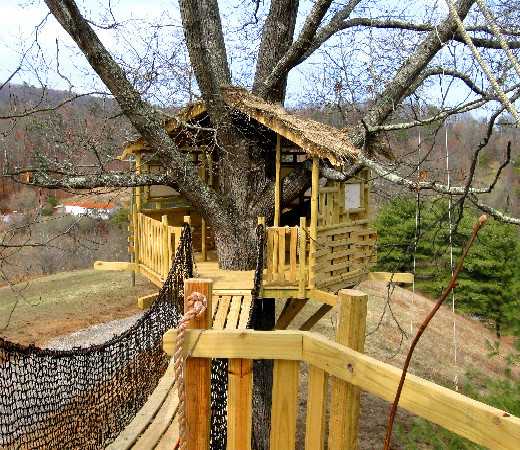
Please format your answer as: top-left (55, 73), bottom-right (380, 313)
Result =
top-left (0, 223), bottom-right (193, 449)
top-left (1, 221), bottom-right (269, 449)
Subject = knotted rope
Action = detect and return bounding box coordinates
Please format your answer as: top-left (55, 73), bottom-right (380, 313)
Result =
top-left (174, 291), bottom-right (207, 449)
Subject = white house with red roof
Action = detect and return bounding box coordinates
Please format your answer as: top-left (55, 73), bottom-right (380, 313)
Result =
top-left (64, 201), bottom-right (122, 220)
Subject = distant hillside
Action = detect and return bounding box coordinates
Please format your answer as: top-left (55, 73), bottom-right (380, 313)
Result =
top-left (0, 82), bottom-right (119, 111)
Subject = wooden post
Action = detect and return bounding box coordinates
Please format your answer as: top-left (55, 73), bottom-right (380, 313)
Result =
top-left (184, 278), bottom-right (213, 450)
top-left (201, 150), bottom-right (208, 262)
top-left (298, 216), bottom-right (306, 298)
top-left (136, 153), bottom-right (142, 209)
top-left (328, 289), bottom-right (368, 450)
top-left (133, 207), bottom-right (140, 274)
top-left (227, 358), bottom-right (253, 449)
top-left (309, 157), bottom-right (319, 288)
top-left (270, 359), bottom-right (299, 449)
top-left (162, 215), bottom-right (169, 280)
top-left (274, 134), bottom-right (281, 227)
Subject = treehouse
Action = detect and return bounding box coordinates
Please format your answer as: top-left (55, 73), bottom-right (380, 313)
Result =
top-left (98, 87), bottom-right (410, 329)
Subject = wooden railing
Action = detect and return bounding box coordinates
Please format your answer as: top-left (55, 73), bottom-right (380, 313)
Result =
top-left (264, 218), bottom-right (306, 294)
top-left (264, 216), bottom-right (377, 293)
top-left (164, 330), bottom-right (520, 450)
top-left (134, 212), bottom-right (185, 281)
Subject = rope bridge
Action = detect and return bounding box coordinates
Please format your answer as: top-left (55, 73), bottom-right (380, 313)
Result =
top-left (0, 223), bottom-right (268, 449)
top-left (0, 224), bottom-right (193, 449)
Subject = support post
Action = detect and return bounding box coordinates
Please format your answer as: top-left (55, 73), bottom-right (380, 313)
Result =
top-left (274, 134), bottom-right (281, 227)
top-left (309, 157), bottom-right (319, 288)
top-left (135, 153), bottom-right (142, 209)
top-left (184, 278), bottom-right (213, 450)
top-left (227, 358), bottom-right (253, 449)
top-left (298, 216), bottom-right (306, 298)
top-left (201, 150), bottom-right (208, 262)
top-left (328, 289), bottom-right (368, 450)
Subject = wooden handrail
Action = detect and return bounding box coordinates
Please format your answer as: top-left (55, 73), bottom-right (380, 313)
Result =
top-left (163, 329), bottom-right (520, 449)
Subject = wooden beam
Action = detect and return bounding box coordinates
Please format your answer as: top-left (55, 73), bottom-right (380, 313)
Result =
top-left (94, 261), bottom-right (134, 271)
top-left (227, 358), bottom-right (253, 450)
top-left (183, 279), bottom-right (213, 450)
top-left (138, 293), bottom-right (157, 310)
top-left (163, 329), bottom-right (304, 361)
top-left (309, 157), bottom-right (320, 288)
top-left (270, 359), bottom-right (299, 449)
top-left (328, 290), bottom-right (368, 450)
top-left (274, 298), bottom-right (308, 330)
top-left (303, 333), bottom-right (520, 450)
top-left (299, 304), bottom-right (333, 331)
top-left (364, 272), bottom-right (414, 284)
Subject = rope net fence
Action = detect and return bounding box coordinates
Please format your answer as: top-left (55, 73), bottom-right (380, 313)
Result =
top-left (0, 223), bottom-right (193, 449)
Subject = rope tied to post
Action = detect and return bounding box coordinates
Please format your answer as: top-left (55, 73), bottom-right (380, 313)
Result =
top-left (174, 291), bottom-right (208, 449)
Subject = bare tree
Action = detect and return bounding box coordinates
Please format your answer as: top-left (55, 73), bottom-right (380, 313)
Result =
top-left (1, 0), bottom-right (519, 272)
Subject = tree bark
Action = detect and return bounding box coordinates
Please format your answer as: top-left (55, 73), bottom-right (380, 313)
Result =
top-left (253, 0), bottom-right (299, 103)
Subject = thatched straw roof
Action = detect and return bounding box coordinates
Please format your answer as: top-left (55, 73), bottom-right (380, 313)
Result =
top-left (122, 87), bottom-right (359, 165)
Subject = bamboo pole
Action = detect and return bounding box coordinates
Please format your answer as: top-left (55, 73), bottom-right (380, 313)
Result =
top-left (274, 134), bottom-right (281, 227)
top-left (309, 157), bottom-right (319, 288)
top-left (184, 279), bottom-right (213, 450)
top-left (328, 289), bottom-right (368, 450)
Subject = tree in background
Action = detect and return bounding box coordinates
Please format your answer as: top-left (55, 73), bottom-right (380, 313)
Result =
top-left (374, 194), bottom-right (519, 336)
top-left (457, 219), bottom-right (519, 337)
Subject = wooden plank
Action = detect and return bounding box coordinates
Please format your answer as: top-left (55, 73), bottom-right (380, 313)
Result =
top-left (364, 272), bottom-right (414, 284)
top-left (213, 295), bottom-right (231, 330)
top-left (94, 261), bottom-right (134, 271)
top-left (227, 358), bottom-right (253, 450)
top-left (305, 364), bottom-right (328, 450)
top-left (183, 279), bottom-right (213, 450)
top-left (302, 333), bottom-right (520, 450)
top-left (270, 359), bottom-right (299, 449)
top-left (277, 228), bottom-right (286, 282)
top-left (163, 329), bottom-right (304, 361)
top-left (226, 296), bottom-right (242, 330)
top-left (289, 227), bottom-right (298, 282)
top-left (316, 219), bottom-right (369, 234)
top-left (313, 269), bottom-right (364, 289)
top-left (162, 215), bottom-right (169, 280)
top-left (266, 228), bottom-right (275, 282)
top-left (299, 304), bottom-right (333, 331)
top-left (138, 293), bottom-right (157, 310)
top-left (105, 360), bottom-right (177, 450)
top-left (328, 290), bottom-right (368, 450)
top-left (238, 296), bottom-right (251, 329)
top-left (274, 298), bottom-right (308, 330)
top-left (133, 384), bottom-right (179, 449)
top-left (154, 414), bottom-right (179, 450)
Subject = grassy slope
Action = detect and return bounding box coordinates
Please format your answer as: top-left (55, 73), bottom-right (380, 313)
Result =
top-left (0, 269), bottom-right (157, 346)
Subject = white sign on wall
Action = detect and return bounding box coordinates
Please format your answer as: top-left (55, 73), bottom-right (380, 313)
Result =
top-left (345, 183), bottom-right (361, 209)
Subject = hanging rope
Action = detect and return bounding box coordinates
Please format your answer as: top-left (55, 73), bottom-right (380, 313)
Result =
top-left (445, 119), bottom-right (460, 392)
top-left (174, 291), bottom-right (208, 450)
